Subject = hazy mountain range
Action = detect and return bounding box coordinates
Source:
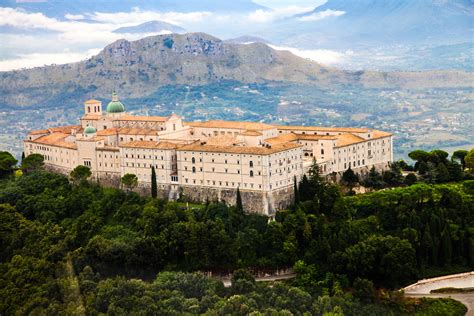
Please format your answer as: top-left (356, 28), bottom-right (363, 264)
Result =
top-left (1, 0), bottom-right (472, 71)
top-left (113, 21), bottom-right (185, 34)
top-left (0, 32), bottom-right (472, 109)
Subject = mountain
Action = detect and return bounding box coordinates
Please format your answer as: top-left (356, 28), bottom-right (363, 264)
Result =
top-left (285, 0), bottom-right (474, 48)
top-left (113, 21), bottom-right (185, 34)
top-left (0, 32), bottom-right (472, 108)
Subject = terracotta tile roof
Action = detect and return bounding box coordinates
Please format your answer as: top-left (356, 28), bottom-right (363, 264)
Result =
top-left (275, 125), bottom-right (369, 133)
top-left (206, 135), bottom-right (241, 146)
top-left (48, 125), bottom-right (81, 134)
top-left (186, 120), bottom-right (275, 131)
top-left (266, 133), bottom-right (299, 145)
top-left (266, 133), bottom-right (336, 145)
top-left (117, 127), bottom-right (158, 136)
top-left (29, 129), bottom-right (49, 135)
top-left (120, 140), bottom-right (179, 149)
top-left (27, 133), bottom-right (77, 149)
top-left (115, 114), bottom-right (167, 122)
top-left (96, 128), bottom-right (118, 136)
top-left (371, 130), bottom-right (393, 139)
top-left (178, 141), bottom-right (301, 155)
top-left (84, 99), bottom-right (101, 104)
top-left (335, 134), bottom-right (366, 147)
top-left (239, 130), bottom-right (262, 136)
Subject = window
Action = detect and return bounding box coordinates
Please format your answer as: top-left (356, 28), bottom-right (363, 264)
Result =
top-left (321, 149), bottom-right (324, 155)
top-left (192, 166), bottom-right (196, 173)
top-left (192, 157), bottom-right (195, 164)
top-left (249, 161), bottom-right (253, 167)
top-left (250, 170), bottom-right (254, 177)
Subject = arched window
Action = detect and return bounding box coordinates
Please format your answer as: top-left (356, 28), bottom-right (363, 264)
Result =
top-left (192, 157), bottom-right (195, 164)
top-left (250, 170), bottom-right (254, 177)
top-left (192, 166), bottom-right (196, 173)
top-left (249, 161), bottom-right (253, 167)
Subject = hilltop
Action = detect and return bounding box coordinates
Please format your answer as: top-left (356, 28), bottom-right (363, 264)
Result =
top-left (0, 32), bottom-right (472, 109)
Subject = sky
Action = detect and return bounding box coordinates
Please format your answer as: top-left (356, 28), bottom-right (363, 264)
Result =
top-left (0, 0), bottom-right (353, 71)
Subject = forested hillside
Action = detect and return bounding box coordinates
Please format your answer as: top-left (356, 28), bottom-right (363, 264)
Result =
top-left (0, 149), bottom-right (473, 314)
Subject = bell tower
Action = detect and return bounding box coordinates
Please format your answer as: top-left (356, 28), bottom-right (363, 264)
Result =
top-left (84, 99), bottom-right (103, 115)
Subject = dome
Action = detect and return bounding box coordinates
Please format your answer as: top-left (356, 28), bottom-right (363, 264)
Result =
top-left (84, 125), bottom-right (97, 134)
top-left (106, 92), bottom-right (125, 113)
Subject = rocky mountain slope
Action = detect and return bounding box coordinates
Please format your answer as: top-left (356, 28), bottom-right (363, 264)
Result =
top-left (0, 32), bottom-right (472, 108)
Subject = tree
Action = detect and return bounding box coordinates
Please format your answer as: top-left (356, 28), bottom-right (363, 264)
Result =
top-left (20, 153), bottom-right (44, 173)
top-left (435, 163), bottom-right (450, 183)
top-left (121, 173), bottom-right (138, 191)
top-left (299, 174), bottom-right (314, 202)
top-left (363, 166), bottom-right (384, 189)
top-left (408, 150), bottom-right (430, 163)
top-left (70, 165), bottom-right (91, 184)
top-left (293, 176), bottom-right (300, 205)
top-left (231, 269), bottom-right (256, 294)
top-left (0, 151), bottom-right (17, 177)
top-left (452, 150), bottom-right (468, 170)
top-left (236, 188), bottom-right (243, 213)
top-left (465, 149), bottom-right (474, 174)
top-left (404, 173), bottom-right (417, 186)
top-left (151, 166), bottom-right (157, 198)
top-left (341, 167), bottom-right (359, 190)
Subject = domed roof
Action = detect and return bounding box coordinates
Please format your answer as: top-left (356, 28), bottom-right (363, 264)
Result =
top-left (84, 125), bottom-right (97, 134)
top-left (106, 92), bottom-right (125, 113)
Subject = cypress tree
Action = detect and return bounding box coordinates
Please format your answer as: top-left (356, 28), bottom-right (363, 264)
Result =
top-left (421, 224), bottom-right (433, 265)
top-left (440, 226), bottom-right (452, 266)
top-left (236, 187), bottom-right (243, 213)
top-left (151, 166), bottom-right (157, 198)
top-left (293, 176), bottom-right (300, 206)
top-left (21, 151), bottom-right (25, 163)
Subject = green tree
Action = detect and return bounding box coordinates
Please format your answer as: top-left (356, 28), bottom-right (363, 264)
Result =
top-left (236, 188), bottom-right (243, 213)
top-left (435, 163), bottom-right (450, 183)
top-left (121, 173), bottom-right (138, 191)
top-left (353, 278), bottom-right (376, 303)
top-left (341, 167), bottom-right (359, 191)
top-left (20, 154), bottom-right (44, 173)
top-left (0, 151), bottom-right (17, 177)
top-left (231, 269), bottom-right (256, 294)
top-left (293, 176), bottom-right (300, 205)
top-left (362, 166), bottom-right (383, 189)
top-left (408, 150), bottom-right (430, 162)
top-left (299, 174), bottom-right (314, 202)
top-left (465, 149), bottom-right (474, 174)
top-left (452, 150), bottom-right (468, 170)
top-left (151, 166), bottom-right (157, 198)
top-left (70, 165), bottom-right (92, 184)
top-left (404, 173), bottom-right (417, 186)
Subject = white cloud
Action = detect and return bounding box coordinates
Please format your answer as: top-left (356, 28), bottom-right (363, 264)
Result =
top-left (88, 8), bottom-right (211, 25)
top-left (269, 44), bottom-right (347, 65)
top-left (65, 13), bottom-right (85, 20)
top-left (0, 49), bottom-right (101, 71)
top-left (298, 9), bottom-right (345, 22)
top-left (247, 6), bottom-right (314, 23)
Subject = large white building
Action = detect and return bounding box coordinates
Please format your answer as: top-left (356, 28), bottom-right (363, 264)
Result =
top-left (24, 93), bottom-right (393, 214)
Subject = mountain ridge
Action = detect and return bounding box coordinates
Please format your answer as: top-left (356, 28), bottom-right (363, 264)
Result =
top-left (113, 21), bottom-right (185, 34)
top-left (0, 32), bottom-right (472, 108)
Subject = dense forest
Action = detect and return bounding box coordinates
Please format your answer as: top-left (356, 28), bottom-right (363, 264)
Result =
top-left (0, 148), bottom-right (473, 315)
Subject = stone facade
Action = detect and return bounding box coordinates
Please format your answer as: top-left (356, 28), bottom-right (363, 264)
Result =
top-left (24, 94), bottom-right (394, 215)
